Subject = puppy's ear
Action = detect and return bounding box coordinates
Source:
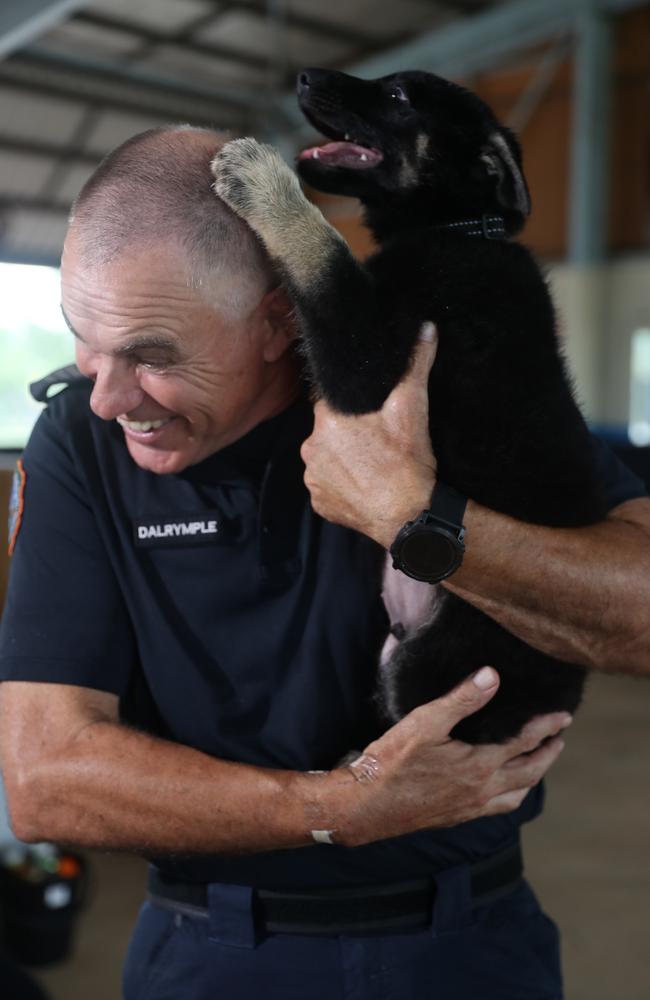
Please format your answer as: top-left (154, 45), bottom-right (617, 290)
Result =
top-left (480, 129), bottom-right (531, 217)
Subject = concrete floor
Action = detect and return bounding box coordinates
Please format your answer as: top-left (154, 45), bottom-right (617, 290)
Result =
top-left (21, 672), bottom-right (650, 1000)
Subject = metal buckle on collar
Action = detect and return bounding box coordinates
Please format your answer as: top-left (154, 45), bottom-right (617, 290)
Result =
top-left (481, 214), bottom-right (506, 239)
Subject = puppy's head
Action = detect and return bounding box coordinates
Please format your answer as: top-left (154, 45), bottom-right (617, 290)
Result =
top-left (296, 68), bottom-right (531, 234)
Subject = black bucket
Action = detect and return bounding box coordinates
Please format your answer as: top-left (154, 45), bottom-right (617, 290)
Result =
top-left (0, 849), bottom-right (87, 966)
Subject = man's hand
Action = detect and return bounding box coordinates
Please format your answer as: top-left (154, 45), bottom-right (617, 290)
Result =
top-left (301, 323), bottom-right (439, 548)
top-left (306, 666), bottom-right (570, 847)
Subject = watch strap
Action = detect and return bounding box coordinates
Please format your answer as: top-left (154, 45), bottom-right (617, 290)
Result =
top-left (428, 481), bottom-right (467, 530)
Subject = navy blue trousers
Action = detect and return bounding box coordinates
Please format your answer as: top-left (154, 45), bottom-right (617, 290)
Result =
top-left (122, 870), bottom-right (563, 1000)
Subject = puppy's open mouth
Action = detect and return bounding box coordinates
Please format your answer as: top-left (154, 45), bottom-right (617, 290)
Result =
top-left (298, 107), bottom-right (383, 170)
top-left (298, 141), bottom-right (383, 169)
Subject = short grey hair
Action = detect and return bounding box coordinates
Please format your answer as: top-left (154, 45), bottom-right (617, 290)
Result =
top-left (69, 125), bottom-right (276, 318)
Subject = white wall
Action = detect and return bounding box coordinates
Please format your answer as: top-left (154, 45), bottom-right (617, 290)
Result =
top-left (548, 253), bottom-right (650, 428)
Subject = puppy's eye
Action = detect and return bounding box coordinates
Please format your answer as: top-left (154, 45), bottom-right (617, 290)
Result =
top-left (391, 85), bottom-right (409, 104)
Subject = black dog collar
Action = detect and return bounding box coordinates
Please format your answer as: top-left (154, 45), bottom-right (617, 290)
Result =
top-left (435, 214), bottom-right (507, 240)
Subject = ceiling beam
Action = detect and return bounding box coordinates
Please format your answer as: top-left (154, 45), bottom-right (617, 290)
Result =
top-left (0, 136), bottom-right (101, 165)
top-left (0, 196), bottom-right (70, 214)
top-left (341, 0), bottom-right (642, 79)
top-left (0, 0), bottom-right (86, 60)
top-left (0, 64), bottom-right (230, 130)
top-left (73, 10), bottom-right (271, 73)
top-left (207, 0), bottom-right (375, 48)
top-left (38, 105), bottom-right (102, 201)
top-left (22, 45), bottom-right (261, 113)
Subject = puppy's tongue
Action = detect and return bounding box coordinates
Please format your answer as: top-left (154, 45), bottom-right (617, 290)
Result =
top-left (298, 141), bottom-right (383, 169)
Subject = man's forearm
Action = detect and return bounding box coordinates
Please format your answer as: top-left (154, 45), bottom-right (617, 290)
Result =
top-left (2, 675), bottom-right (571, 854)
top-left (369, 480), bottom-right (650, 678)
top-left (11, 720), bottom-right (325, 853)
top-left (445, 499), bottom-right (650, 676)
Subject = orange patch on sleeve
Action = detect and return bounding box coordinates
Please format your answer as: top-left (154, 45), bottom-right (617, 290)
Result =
top-left (8, 458), bottom-right (26, 557)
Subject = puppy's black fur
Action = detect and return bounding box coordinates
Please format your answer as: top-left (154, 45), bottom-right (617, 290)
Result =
top-left (212, 68), bottom-right (605, 743)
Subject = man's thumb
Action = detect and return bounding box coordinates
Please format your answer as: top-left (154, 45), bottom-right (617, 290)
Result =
top-left (408, 321), bottom-right (438, 384)
top-left (429, 667), bottom-right (500, 737)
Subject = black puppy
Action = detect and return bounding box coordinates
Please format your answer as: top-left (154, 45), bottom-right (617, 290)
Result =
top-left (211, 68), bottom-right (605, 743)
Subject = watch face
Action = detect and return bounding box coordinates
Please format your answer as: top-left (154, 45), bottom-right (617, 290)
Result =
top-left (400, 528), bottom-right (458, 580)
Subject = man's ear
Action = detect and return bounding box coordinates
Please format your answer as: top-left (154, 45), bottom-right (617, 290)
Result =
top-left (260, 286), bottom-right (298, 363)
top-left (480, 129), bottom-right (531, 217)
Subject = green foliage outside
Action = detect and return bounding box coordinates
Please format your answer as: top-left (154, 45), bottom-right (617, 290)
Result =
top-left (0, 324), bottom-right (74, 449)
top-left (0, 264), bottom-right (73, 450)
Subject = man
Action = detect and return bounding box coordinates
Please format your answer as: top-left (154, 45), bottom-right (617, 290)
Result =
top-left (0, 126), bottom-right (647, 999)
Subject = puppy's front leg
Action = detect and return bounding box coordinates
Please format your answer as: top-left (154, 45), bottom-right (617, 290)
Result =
top-left (212, 138), bottom-right (348, 295)
top-left (211, 138), bottom-right (386, 412)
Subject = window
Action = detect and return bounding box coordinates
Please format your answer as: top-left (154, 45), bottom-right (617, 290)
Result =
top-left (0, 263), bottom-right (73, 450)
top-left (629, 328), bottom-right (650, 446)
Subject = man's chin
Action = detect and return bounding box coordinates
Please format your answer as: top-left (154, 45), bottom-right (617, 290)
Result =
top-left (124, 436), bottom-right (194, 475)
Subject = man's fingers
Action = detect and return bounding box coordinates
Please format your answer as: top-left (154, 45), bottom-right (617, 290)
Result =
top-left (503, 712), bottom-right (572, 762)
top-left (484, 735), bottom-right (567, 815)
top-left (500, 733), bottom-right (566, 781)
top-left (482, 787), bottom-right (532, 816)
top-left (416, 667), bottom-right (500, 740)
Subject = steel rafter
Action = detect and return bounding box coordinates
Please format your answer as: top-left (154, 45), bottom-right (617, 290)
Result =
top-left (21, 46), bottom-right (260, 114)
top-left (0, 0), bottom-right (86, 61)
top-left (200, 0), bottom-right (376, 47)
top-left (0, 65), bottom-right (232, 130)
top-left (0, 136), bottom-right (100, 165)
top-left (0, 195), bottom-right (70, 214)
top-left (72, 10), bottom-right (271, 73)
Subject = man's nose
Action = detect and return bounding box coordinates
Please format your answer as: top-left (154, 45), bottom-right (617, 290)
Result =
top-left (89, 359), bottom-right (144, 421)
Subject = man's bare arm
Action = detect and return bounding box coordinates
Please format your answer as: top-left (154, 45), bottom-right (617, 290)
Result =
top-left (301, 334), bottom-right (650, 678)
top-left (445, 498), bottom-right (650, 676)
top-left (0, 676), bottom-right (567, 853)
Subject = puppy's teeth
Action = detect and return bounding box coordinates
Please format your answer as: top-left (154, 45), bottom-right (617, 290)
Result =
top-left (313, 149), bottom-right (320, 159)
top-left (345, 133), bottom-right (351, 141)
top-left (360, 154), bottom-right (368, 162)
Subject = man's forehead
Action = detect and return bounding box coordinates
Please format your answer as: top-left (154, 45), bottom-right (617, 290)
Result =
top-left (62, 231), bottom-right (195, 289)
top-left (61, 228), bottom-right (255, 335)
top-left (59, 303), bottom-right (182, 356)
top-left (61, 249), bottom-right (214, 332)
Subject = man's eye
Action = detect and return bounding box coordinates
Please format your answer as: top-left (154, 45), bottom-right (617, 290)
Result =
top-left (391, 85), bottom-right (409, 104)
top-left (137, 358), bottom-right (171, 371)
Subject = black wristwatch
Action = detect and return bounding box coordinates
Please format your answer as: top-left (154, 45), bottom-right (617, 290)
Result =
top-left (389, 482), bottom-right (467, 583)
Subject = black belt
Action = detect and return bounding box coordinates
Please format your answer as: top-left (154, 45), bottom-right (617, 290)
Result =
top-left (148, 843), bottom-right (523, 936)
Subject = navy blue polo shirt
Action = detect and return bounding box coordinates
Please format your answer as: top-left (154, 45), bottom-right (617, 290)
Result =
top-left (0, 378), bottom-right (646, 889)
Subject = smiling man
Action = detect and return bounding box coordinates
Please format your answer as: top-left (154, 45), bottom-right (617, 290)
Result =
top-left (60, 241), bottom-right (297, 474)
top-left (60, 129), bottom-right (298, 476)
top-left (0, 126), bottom-right (647, 1000)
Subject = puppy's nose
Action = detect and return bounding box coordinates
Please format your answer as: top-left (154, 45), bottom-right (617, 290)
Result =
top-left (297, 70), bottom-right (311, 95)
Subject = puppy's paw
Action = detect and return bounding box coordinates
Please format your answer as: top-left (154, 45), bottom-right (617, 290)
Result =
top-left (211, 138), bottom-right (306, 240)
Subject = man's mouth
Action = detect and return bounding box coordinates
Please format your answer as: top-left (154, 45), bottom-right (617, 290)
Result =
top-left (117, 416), bottom-right (176, 437)
top-left (297, 108), bottom-right (383, 170)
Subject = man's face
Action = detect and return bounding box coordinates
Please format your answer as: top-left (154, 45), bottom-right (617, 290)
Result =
top-left (61, 240), bottom-right (296, 474)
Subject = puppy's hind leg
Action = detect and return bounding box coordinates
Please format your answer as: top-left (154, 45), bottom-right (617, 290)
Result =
top-left (211, 138), bottom-right (388, 413)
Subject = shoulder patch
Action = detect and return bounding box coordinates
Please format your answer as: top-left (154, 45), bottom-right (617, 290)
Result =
top-left (8, 459), bottom-right (26, 556)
